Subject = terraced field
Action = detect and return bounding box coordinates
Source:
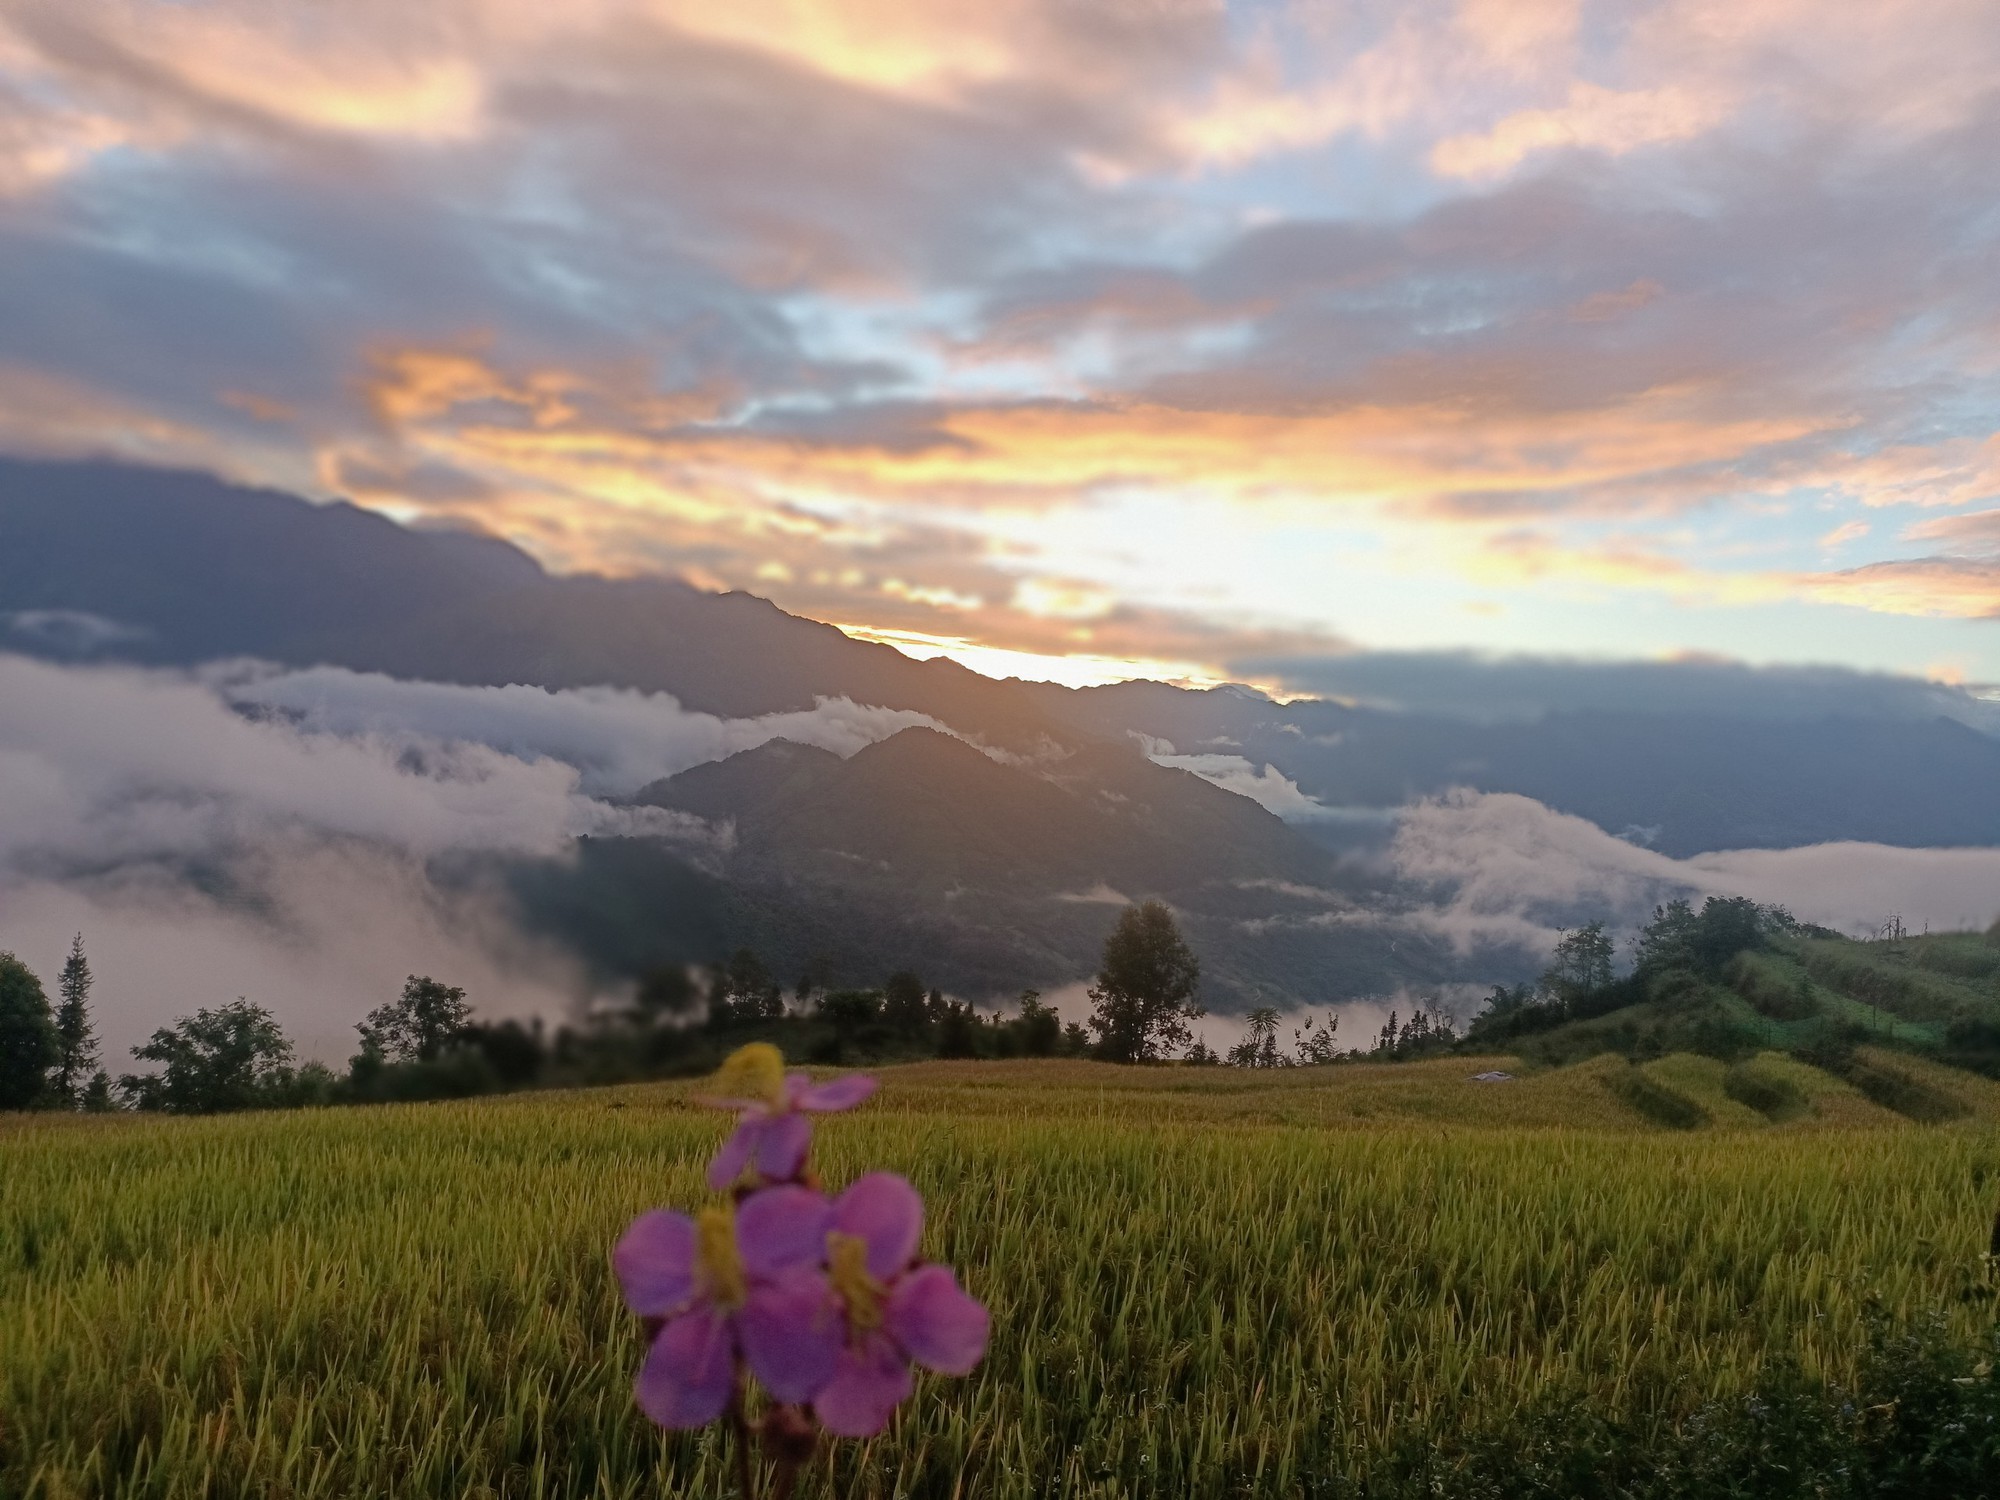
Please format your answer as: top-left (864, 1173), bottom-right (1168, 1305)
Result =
top-left (6, 1053), bottom-right (2000, 1497)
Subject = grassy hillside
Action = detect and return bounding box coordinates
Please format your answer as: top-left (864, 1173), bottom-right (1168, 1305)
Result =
top-left (1473, 922), bottom-right (2000, 1086)
top-left (6, 1059), bottom-right (2000, 1497)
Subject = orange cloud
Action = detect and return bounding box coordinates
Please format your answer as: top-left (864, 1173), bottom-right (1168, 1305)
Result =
top-left (1432, 82), bottom-right (1730, 178)
top-left (1795, 558), bottom-right (2000, 619)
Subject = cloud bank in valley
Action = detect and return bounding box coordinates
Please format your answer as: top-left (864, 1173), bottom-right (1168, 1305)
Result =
top-left (1386, 790), bottom-right (2000, 959)
top-left (0, 654), bottom-right (956, 1066)
top-left (9, 649), bottom-right (2000, 1065)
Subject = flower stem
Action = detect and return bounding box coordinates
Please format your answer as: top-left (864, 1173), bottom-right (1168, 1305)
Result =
top-left (729, 1390), bottom-right (758, 1500)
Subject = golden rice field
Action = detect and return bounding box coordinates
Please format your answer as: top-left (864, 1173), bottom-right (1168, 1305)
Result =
top-left (5, 1051), bottom-right (2000, 1498)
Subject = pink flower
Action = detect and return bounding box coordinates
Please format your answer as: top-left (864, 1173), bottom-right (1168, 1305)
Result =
top-left (811, 1172), bottom-right (990, 1438)
top-left (614, 1184), bottom-right (843, 1428)
top-left (703, 1043), bottom-right (876, 1191)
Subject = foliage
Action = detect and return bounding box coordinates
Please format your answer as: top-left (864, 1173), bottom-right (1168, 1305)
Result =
top-left (7, 1063), bottom-right (2000, 1496)
top-left (1636, 897), bottom-right (1782, 980)
top-left (708, 950), bottom-right (784, 1028)
top-left (936, 1000), bottom-right (980, 1058)
top-left (1368, 1004), bottom-right (1458, 1060)
top-left (357, 975), bottom-right (474, 1064)
top-left (1292, 1012), bottom-right (1339, 1065)
top-left (0, 951), bottom-right (55, 1111)
top-left (1543, 921), bottom-right (1616, 1002)
top-left (1228, 1007), bottom-right (1285, 1068)
top-left (1087, 901), bottom-right (1203, 1063)
top-left (882, 970), bottom-right (931, 1036)
top-left (51, 933), bottom-right (98, 1108)
top-left (634, 964), bottom-right (700, 1017)
top-left (1011, 990), bottom-right (1062, 1058)
top-left (120, 998), bottom-right (296, 1114)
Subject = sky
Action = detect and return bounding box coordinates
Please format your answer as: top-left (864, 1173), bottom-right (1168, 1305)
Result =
top-left (1, 0), bottom-right (1998, 690)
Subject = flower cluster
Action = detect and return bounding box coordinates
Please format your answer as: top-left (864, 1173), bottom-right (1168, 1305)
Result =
top-left (614, 1043), bottom-right (988, 1482)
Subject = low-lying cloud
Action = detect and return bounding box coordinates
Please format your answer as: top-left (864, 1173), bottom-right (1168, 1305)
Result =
top-left (1138, 734), bottom-right (1389, 827)
top-left (0, 654), bottom-right (951, 1066)
top-left (1387, 789), bottom-right (2000, 959)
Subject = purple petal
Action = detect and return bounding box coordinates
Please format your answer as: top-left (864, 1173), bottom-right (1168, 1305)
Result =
top-left (886, 1265), bottom-right (989, 1376)
top-left (753, 1111), bottom-right (812, 1183)
top-left (736, 1184), bottom-right (833, 1279)
top-left (635, 1306), bottom-right (736, 1429)
top-left (797, 1075), bottom-right (877, 1113)
top-left (613, 1210), bottom-right (698, 1317)
top-left (706, 1117), bottom-right (763, 1191)
top-left (832, 1172), bottom-right (923, 1281)
top-left (737, 1268), bottom-right (842, 1404)
top-left (812, 1331), bottom-right (912, 1438)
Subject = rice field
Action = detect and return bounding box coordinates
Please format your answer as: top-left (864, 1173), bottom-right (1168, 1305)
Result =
top-left (5, 1053), bottom-right (2000, 1498)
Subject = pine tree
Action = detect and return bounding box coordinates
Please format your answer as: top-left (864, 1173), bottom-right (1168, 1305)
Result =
top-left (53, 934), bottom-right (98, 1109)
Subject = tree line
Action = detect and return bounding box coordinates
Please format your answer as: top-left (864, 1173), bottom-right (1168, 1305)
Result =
top-left (1, 898), bottom-right (1525, 1118)
top-left (0, 902), bottom-right (1214, 1114)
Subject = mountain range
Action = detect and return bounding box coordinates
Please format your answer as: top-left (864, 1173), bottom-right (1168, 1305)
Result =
top-left (5, 456), bottom-right (1998, 1007)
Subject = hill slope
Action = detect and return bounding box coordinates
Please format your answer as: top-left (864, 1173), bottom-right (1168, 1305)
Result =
top-left (619, 726), bottom-right (1419, 1005)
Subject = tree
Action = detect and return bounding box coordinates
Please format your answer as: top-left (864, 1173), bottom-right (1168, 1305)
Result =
top-left (882, 971), bottom-right (930, 1036)
top-left (1293, 1012), bottom-right (1339, 1065)
top-left (794, 955), bottom-right (836, 1009)
top-left (707, 950), bottom-right (782, 1028)
top-left (122, 999), bottom-right (294, 1114)
top-left (1636, 896), bottom-right (1769, 980)
top-left (1635, 899), bottom-right (1698, 974)
top-left (1688, 896), bottom-right (1765, 975)
top-left (1369, 1002), bottom-right (1457, 1060)
top-left (52, 934), bottom-right (98, 1108)
top-left (1542, 922), bottom-right (1616, 1006)
top-left (1228, 1007), bottom-right (1284, 1068)
top-left (0, 951), bottom-right (56, 1111)
top-left (1088, 901), bottom-right (1203, 1063)
top-left (358, 975), bottom-right (473, 1064)
top-left (819, 989), bottom-right (882, 1032)
top-left (937, 1001), bottom-right (980, 1059)
top-left (634, 964), bottom-right (698, 1018)
top-left (1012, 990), bottom-right (1062, 1057)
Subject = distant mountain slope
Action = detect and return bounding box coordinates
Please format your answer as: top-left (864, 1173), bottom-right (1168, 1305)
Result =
top-left (621, 726), bottom-right (1430, 1005)
top-left (1022, 679), bottom-right (2000, 857)
top-left (639, 726), bottom-right (1326, 892)
top-left (0, 457), bottom-right (1059, 746)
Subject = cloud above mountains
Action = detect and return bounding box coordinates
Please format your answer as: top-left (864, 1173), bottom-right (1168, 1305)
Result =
top-left (224, 664), bottom-right (952, 798)
top-left (0, 1), bottom-right (1998, 683)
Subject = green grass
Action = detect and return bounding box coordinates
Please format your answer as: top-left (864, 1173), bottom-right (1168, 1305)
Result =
top-left (6, 1059), bottom-right (2000, 1497)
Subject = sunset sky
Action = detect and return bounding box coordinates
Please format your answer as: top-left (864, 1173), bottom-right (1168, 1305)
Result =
top-left (1, 0), bottom-right (1996, 690)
